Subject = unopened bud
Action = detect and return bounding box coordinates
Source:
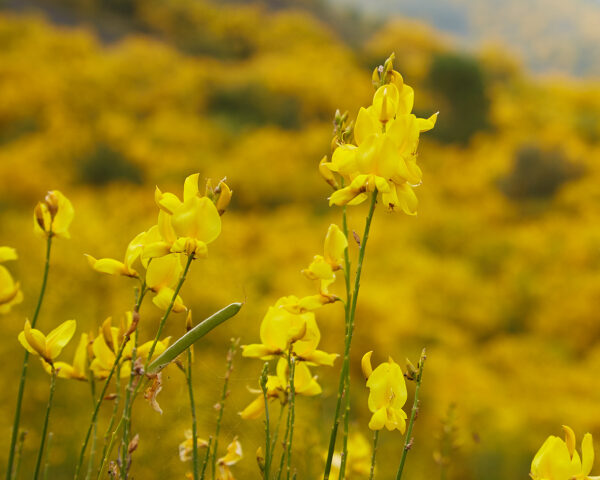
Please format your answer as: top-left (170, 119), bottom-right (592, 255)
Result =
top-left (186, 310), bottom-right (193, 331)
top-left (319, 156), bottom-right (339, 190)
top-left (216, 181), bottom-right (232, 215)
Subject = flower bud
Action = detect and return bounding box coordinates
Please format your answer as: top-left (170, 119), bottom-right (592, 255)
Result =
top-left (216, 181), bottom-right (232, 216)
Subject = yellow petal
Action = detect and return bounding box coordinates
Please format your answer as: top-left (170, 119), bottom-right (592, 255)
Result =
top-left (86, 256), bottom-right (130, 277)
top-left (241, 344), bottom-right (274, 359)
top-left (324, 224), bottom-right (347, 268)
top-left (0, 247), bottom-right (17, 262)
top-left (171, 196), bottom-right (222, 244)
top-left (373, 84), bottom-right (400, 123)
top-left (218, 438), bottom-right (243, 466)
top-left (183, 173), bottom-right (200, 203)
top-left (216, 181), bottom-right (233, 215)
top-left (18, 331), bottom-right (37, 355)
top-left (563, 425), bottom-right (576, 458)
top-left (72, 333), bottom-right (89, 378)
top-left (361, 351), bottom-right (373, 379)
top-left (239, 395), bottom-right (266, 420)
top-left (155, 188), bottom-right (182, 214)
top-left (354, 107), bottom-right (378, 145)
top-left (46, 319), bottom-right (76, 360)
top-left (48, 190), bottom-right (74, 239)
top-left (23, 320), bottom-right (47, 358)
top-left (582, 433), bottom-right (594, 476)
top-left (368, 407), bottom-right (387, 431)
top-left (146, 254), bottom-right (182, 291)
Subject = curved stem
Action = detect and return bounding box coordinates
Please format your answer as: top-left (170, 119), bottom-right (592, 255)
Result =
top-left (262, 373), bottom-right (272, 480)
top-left (323, 191), bottom-right (377, 479)
top-left (368, 430), bottom-right (380, 480)
top-left (200, 437), bottom-right (213, 480)
top-left (7, 235), bottom-right (53, 479)
top-left (395, 350), bottom-right (426, 480)
top-left (33, 366), bottom-right (57, 480)
top-left (96, 370), bottom-right (121, 477)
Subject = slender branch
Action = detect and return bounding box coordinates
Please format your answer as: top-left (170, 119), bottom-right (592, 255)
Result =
top-left (12, 430), bottom-right (27, 480)
top-left (186, 346), bottom-right (199, 480)
top-left (200, 437), bottom-right (213, 480)
top-left (42, 432), bottom-right (54, 480)
top-left (395, 350), bottom-right (427, 480)
top-left (323, 191), bottom-right (378, 479)
top-left (7, 234), bottom-right (53, 479)
top-left (33, 366), bottom-right (57, 480)
top-left (96, 371), bottom-right (121, 477)
top-left (285, 357), bottom-right (296, 480)
top-left (85, 373), bottom-right (97, 480)
top-left (368, 430), bottom-right (380, 480)
top-left (211, 339), bottom-right (239, 480)
top-left (261, 363), bottom-right (272, 480)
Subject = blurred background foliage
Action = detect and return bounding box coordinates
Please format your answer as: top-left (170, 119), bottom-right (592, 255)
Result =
top-left (0, 0), bottom-right (599, 479)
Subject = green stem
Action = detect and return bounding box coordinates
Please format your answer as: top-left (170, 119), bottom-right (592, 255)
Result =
top-left (73, 338), bottom-right (129, 480)
top-left (96, 419), bottom-right (123, 480)
top-left (42, 432), bottom-right (53, 480)
top-left (270, 405), bottom-right (286, 460)
top-left (96, 370), bottom-right (121, 477)
top-left (395, 350), bottom-right (426, 480)
top-left (119, 286), bottom-right (148, 478)
top-left (339, 202), bottom-right (352, 479)
top-left (276, 403), bottom-right (292, 480)
top-left (286, 357), bottom-right (296, 480)
top-left (262, 371), bottom-right (272, 480)
top-left (200, 437), bottom-right (213, 480)
top-left (186, 347), bottom-right (199, 480)
top-left (211, 339), bottom-right (239, 480)
top-left (85, 374), bottom-right (97, 480)
top-left (33, 366), bottom-right (57, 480)
top-left (7, 234), bottom-right (53, 480)
top-left (323, 191), bottom-right (377, 479)
top-left (12, 430), bottom-right (27, 480)
top-left (368, 430), bottom-right (380, 480)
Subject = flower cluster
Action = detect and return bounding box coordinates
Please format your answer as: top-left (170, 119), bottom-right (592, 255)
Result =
top-left (86, 173), bottom-right (232, 312)
top-left (240, 224), bottom-right (346, 417)
top-left (322, 54), bottom-right (437, 215)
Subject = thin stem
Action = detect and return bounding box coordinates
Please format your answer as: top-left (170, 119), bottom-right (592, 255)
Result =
top-left (85, 374), bottom-right (97, 480)
top-left (368, 430), bottom-right (380, 480)
top-left (323, 191), bottom-right (378, 479)
top-left (395, 350), bottom-right (427, 480)
top-left (262, 373), bottom-right (272, 480)
top-left (211, 339), bottom-right (239, 480)
top-left (12, 430), bottom-right (27, 480)
top-left (119, 285), bottom-right (148, 478)
top-left (33, 366), bottom-right (57, 480)
top-left (200, 437), bottom-right (213, 480)
top-left (74, 339), bottom-right (130, 480)
top-left (270, 405), bottom-right (286, 459)
top-left (7, 234), bottom-right (53, 479)
top-left (276, 403), bottom-right (292, 480)
top-left (96, 419), bottom-right (123, 480)
top-left (186, 347), bottom-right (199, 480)
top-left (286, 357), bottom-right (296, 480)
top-left (338, 202), bottom-right (353, 479)
top-left (96, 371), bottom-right (121, 476)
top-left (42, 432), bottom-right (53, 480)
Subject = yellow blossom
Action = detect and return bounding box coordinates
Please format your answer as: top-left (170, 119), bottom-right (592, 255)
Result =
top-left (324, 56), bottom-right (437, 215)
top-left (46, 332), bottom-right (90, 380)
top-left (329, 432), bottom-right (372, 480)
top-left (239, 375), bottom-right (286, 420)
top-left (361, 351), bottom-right (408, 432)
top-left (85, 225), bottom-right (161, 278)
top-left (18, 319), bottom-right (76, 366)
top-left (216, 437), bottom-right (243, 480)
top-left (0, 247), bottom-right (22, 314)
top-left (531, 426), bottom-right (600, 480)
top-left (178, 430), bottom-right (209, 462)
top-left (33, 190), bottom-right (74, 239)
top-left (150, 173), bottom-right (222, 258)
top-left (89, 315), bottom-right (170, 379)
top-left (145, 253), bottom-right (187, 312)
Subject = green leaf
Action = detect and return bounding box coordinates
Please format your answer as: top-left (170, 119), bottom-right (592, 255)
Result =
top-left (147, 302), bottom-right (242, 374)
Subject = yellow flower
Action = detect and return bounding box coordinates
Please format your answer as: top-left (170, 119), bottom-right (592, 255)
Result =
top-left (216, 437), bottom-right (243, 480)
top-left (89, 315), bottom-right (170, 379)
top-left (18, 319), bottom-right (76, 366)
top-left (239, 358), bottom-right (324, 420)
top-left (0, 247), bottom-right (22, 314)
top-left (178, 430), bottom-right (209, 462)
top-left (324, 57), bottom-right (437, 215)
top-left (361, 351), bottom-right (408, 432)
top-left (241, 299), bottom-right (311, 359)
top-left (85, 226), bottom-right (161, 278)
top-left (329, 432), bottom-right (372, 480)
top-left (150, 174), bottom-right (222, 258)
top-left (46, 332), bottom-right (90, 380)
top-left (531, 426), bottom-right (600, 480)
top-left (239, 375), bottom-right (286, 420)
top-left (145, 253), bottom-right (187, 312)
top-left (33, 190), bottom-right (74, 239)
